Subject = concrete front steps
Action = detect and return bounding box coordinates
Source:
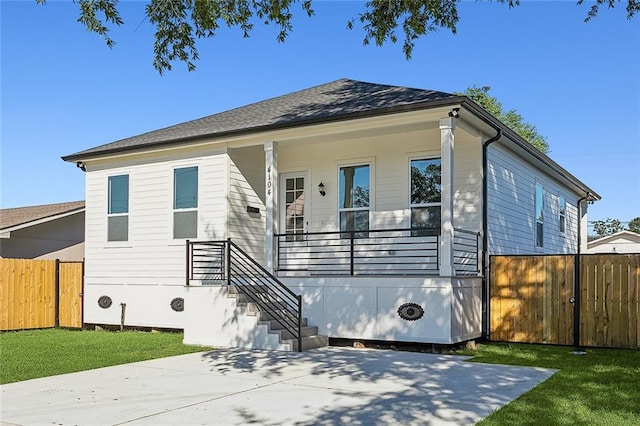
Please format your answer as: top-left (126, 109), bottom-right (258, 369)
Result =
top-left (228, 285), bottom-right (328, 352)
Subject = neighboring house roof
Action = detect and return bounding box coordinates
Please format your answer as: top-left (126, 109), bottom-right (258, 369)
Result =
top-left (0, 201), bottom-right (85, 234)
top-left (61, 78), bottom-right (599, 200)
top-left (587, 230), bottom-right (640, 253)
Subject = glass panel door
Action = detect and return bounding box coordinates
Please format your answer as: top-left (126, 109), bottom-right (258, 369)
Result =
top-left (281, 173), bottom-right (306, 241)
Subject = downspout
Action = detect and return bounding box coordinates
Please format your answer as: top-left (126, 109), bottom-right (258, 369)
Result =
top-left (481, 128), bottom-right (502, 341)
top-left (572, 192), bottom-right (591, 353)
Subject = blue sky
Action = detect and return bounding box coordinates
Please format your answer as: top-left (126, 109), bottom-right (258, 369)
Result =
top-left (1, 1), bottom-right (639, 224)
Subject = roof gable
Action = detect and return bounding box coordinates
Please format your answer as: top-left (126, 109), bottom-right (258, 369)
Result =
top-left (588, 230), bottom-right (640, 247)
top-left (62, 79), bottom-right (459, 160)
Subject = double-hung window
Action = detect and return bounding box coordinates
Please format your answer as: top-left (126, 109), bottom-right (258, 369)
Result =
top-left (410, 158), bottom-right (441, 235)
top-left (339, 164), bottom-right (370, 235)
top-left (173, 166), bottom-right (198, 239)
top-left (535, 183), bottom-right (544, 247)
top-left (107, 175), bottom-right (129, 241)
top-left (558, 195), bottom-right (566, 235)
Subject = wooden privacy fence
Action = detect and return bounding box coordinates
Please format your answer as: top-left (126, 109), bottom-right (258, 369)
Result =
top-left (0, 259), bottom-right (84, 331)
top-left (490, 254), bottom-right (640, 349)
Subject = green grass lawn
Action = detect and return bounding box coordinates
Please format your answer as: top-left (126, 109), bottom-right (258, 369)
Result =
top-left (455, 343), bottom-right (640, 425)
top-left (0, 329), bottom-right (210, 384)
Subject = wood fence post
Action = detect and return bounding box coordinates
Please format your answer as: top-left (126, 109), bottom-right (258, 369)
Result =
top-left (572, 254), bottom-right (584, 352)
top-left (81, 259), bottom-right (85, 328)
top-left (54, 259), bottom-right (60, 328)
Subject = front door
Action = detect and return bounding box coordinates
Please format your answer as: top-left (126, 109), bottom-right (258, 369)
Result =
top-left (280, 172), bottom-right (307, 241)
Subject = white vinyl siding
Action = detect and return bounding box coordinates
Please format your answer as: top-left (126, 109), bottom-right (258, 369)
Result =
top-left (486, 144), bottom-right (579, 254)
top-left (228, 146), bottom-right (266, 264)
top-left (83, 149), bottom-right (228, 328)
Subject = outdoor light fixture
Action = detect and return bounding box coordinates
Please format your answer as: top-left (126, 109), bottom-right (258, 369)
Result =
top-left (76, 162), bottom-right (86, 172)
top-left (318, 182), bottom-right (326, 197)
top-left (448, 108), bottom-right (460, 118)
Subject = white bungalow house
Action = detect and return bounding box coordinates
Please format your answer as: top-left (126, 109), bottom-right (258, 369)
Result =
top-left (586, 230), bottom-right (640, 253)
top-left (63, 79), bottom-right (599, 350)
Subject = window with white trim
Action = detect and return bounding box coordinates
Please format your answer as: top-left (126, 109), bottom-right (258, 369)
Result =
top-left (535, 183), bottom-right (544, 247)
top-left (107, 175), bottom-right (129, 241)
top-left (410, 158), bottom-right (441, 235)
top-left (339, 164), bottom-right (370, 234)
top-left (559, 195), bottom-right (566, 234)
top-left (173, 166), bottom-right (198, 239)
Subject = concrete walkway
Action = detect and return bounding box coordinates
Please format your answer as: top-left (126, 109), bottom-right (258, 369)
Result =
top-left (1, 347), bottom-right (555, 425)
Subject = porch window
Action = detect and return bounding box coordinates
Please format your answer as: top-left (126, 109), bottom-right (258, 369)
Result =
top-left (535, 183), bottom-right (544, 247)
top-left (559, 195), bottom-right (566, 234)
top-left (173, 166), bottom-right (198, 239)
top-left (339, 164), bottom-right (370, 235)
top-left (107, 175), bottom-right (129, 241)
top-left (410, 158), bottom-right (441, 235)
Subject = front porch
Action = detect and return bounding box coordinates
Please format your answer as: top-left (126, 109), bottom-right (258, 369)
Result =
top-left (193, 106), bottom-right (488, 347)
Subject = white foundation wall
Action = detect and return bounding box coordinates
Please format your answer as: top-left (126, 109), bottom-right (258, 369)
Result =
top-left (83, 148), bottom-right (229, 328)
top-left (280, 277), bottom-right (482, 344)
top-left (276, 124), bottom-right (482, 234)
top-left (487, 144), bottom-right (580, 255)
top-left (183, 285), bottom-right (291, 350)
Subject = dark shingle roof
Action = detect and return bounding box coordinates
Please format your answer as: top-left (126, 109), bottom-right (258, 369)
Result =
top-left (0, 201), bottom-right (85, 230)
top-left (63, 79), bottom-right (460, 161)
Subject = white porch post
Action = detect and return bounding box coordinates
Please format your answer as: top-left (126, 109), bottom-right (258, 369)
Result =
top-left (439, 117), bottom-right (455, 277)
top-left (264, 141), bottom-right (278, 273)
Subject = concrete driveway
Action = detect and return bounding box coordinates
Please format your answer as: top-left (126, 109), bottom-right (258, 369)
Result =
top-left (1, 347), bottom-right (555, 425)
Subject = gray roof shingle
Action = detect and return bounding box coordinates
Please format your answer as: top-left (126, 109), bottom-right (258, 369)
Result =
top-left (0, 201), bottom-right (85, 230)
top-left (63, 79), bottom-right (460, 161)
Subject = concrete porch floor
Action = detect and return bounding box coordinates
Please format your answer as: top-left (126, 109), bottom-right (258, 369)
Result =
top-left (0, 347), bottom-right (555, 425)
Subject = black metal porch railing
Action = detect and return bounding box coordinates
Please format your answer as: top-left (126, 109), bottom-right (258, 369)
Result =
top-left (186, 239), bottom-right (303, 352)
top-left (275, 227), bottom-right (480, 276)
top-left (453, 228), bottom-right (481, 275)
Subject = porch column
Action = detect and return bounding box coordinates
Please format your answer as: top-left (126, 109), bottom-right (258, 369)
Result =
top-left (264, 141), bottom-right (278, 273)
top-left (439, 117), bottom-right (455, 276)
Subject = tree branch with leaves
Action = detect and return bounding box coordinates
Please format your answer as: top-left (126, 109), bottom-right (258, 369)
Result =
top-left (457, 85), bottom-right (550, 153)
top-left (36, 0), bottom-right (639, 74)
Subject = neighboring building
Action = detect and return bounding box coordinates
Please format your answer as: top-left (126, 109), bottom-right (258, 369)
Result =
top-left (0, 201), bottom-right (85, 261)
top-left (62, 79), bottom-right (599, 349)
top-left (586, 230), bottom-right (640, 253)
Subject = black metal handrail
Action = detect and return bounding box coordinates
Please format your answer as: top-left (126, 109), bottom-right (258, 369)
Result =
top-left (186, 239), bottom-right (302, 352)
top-left (276, 227), bottom-right (480, 277)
